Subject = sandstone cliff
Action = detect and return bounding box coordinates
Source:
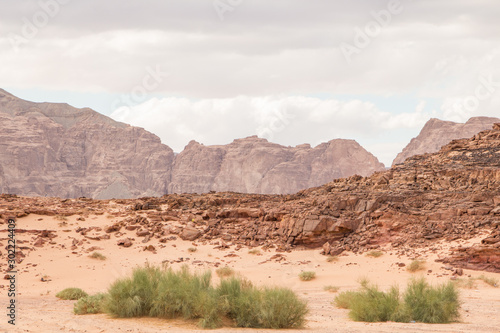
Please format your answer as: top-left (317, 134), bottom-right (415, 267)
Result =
top-left (0, 89), bottom-right (385, 198)
top-left (169, 136), bottom-right (385, 194)
top-left (0, 88), bottom-right (175, 198)
top-left (392, 116), bottom-right (500, 166)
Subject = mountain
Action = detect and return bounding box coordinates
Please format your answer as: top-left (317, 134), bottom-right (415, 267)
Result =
top-left (0, 88), bottom-right (175, 198)
top-left (0, 89), bottom-right (385, 198)
top-left (392, 116), bottom-right (500, 166)
top-left (169, 136), bottom-right (384, 194)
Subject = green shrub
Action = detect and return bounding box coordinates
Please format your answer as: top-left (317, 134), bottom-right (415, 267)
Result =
top-left (103, 264), bottom-right (307, 329)
top-left (477, 274), bottom-right (498, 287)
top-left (89, 252), bottom-right (106, 260)
top-left (366, 250), bottom-right (384, 258)
top-left (334, 278), bottom-right (460, 324)
top-left (324, 285), bottom-right (340, 293)
top-left (407, 260), bottom-right (426, 272)
top-left (299, 271), bottom-right (316, 281)
top-left (326, 255), bottom-right (339, 263)
top-left (404, 278), bottom-right (459, 323)
top-left (56, 288), bottom-right (88, 300)
top-left (74, 293), bottom-right (107, 315)
top-left (216, 266), bottom-right (234, 278)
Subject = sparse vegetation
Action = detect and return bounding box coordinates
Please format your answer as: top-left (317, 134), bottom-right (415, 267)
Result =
top-left (299, 271), bottom-right (316, 281)
top-left (74, 293), bottom-right (107, 315)
top-left (103, 264), bottom-right (307, 329)
top-left (54, 215), bottom-right (68, 221)
top-left (477, 274), bottom-right (499, 287)
top-left (324, 285), bottom-right (340, 293)
top-left (326, 255), bottom-right (339, 263)
top-left (188, 247), bottom-right (197, 253)
top-left (56, 288), bottom-right (88, 300)
top-left (453, 277), bottom-right (477, 289)
top-left (366, 250), bottom-right (384, 258)
top-left (89, 252), bottom-right (106, 260)
top-left (407, 260), bottom-right (426, 273)
top-left (333, 278), bottom-right (460, 324)
top-left (248, 249), bottom-right (261, 255)
top-left (216, 266), bottom-right (235, 278)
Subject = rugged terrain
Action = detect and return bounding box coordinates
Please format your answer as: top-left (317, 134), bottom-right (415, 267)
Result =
top-left (393, 116), bottom-right (500, 166)
top-left (0, 89), bottom-right (384, 198)
top-left (0, 124), bottom-right (499, 332)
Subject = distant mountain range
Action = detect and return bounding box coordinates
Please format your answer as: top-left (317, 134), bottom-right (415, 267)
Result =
top-left (0, 89), bottom-right (383, 198)
top-left (0, 88), bottom-right (497, 199)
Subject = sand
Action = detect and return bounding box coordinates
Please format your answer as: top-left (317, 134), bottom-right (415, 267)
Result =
top-left (1, 213), bottom-right (500, 332)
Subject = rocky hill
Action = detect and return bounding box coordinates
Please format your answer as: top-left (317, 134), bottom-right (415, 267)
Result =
top-left (169, 137), bottom-right (384, 194)
top-left (0, 89), bottom-right (175, 199)
top-left (2, 123), bottom-right (499, 272)
top-left (0, 89), bottom-right (384, 198)
top-left (393, 117), bottom-right (500, 166)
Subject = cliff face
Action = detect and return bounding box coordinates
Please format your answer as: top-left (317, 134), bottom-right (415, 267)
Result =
top-left (0, 89), bottom-right (385, 198)
top-left (169, 136), bottom-right (385, 194)
top-left (393, 117), bottom-right (500, 166)
top-left (0, 89), bottom-right (175, 198)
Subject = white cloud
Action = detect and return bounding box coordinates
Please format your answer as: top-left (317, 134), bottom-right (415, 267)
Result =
top-left (111, 95), bottom-right (434, 166)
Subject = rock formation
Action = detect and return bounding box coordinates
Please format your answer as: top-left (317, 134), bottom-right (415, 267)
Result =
top-left (0, 88), bottom-right (175, 198)
top-left (393, 117), bottom-right (500, 166)
top-left (0, 89), bottom-right (385, 198)
top-left (2, 123), bottom-right (499, 272)
top-left (169, 137), bottom-right (385, 194)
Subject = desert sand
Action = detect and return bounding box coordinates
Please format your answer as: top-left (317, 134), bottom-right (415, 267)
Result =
top-left (1, 213), bottom-right (499, 333)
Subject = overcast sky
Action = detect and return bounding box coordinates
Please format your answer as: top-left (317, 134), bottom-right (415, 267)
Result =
top-left (1, 0), bottom-right (499, 166)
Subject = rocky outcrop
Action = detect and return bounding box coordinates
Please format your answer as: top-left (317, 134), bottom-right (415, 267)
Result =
top-left (393, 117), bottom-right (500, 166)
top-left (0, 88), bottom-right (175, 198)
top-left (3, 124), bottom-right (500, 274)
top-left (169, 136), bottom-right (385, 194)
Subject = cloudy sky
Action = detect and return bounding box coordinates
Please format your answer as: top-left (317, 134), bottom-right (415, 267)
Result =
top-left (1, 0), bottom-right (499, 166)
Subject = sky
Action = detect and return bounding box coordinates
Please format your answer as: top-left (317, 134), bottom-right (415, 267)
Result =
top-left (1, 0), bottom-right (500, 166)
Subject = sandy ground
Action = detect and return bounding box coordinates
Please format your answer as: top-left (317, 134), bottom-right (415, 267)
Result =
top-left (1, 213), bottom-right (500, 333)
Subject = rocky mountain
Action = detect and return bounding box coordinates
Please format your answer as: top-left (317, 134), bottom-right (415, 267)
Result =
top-left (0, 89), bottom-right (384, 198)
top-left (169, 136), bottom-right (384, 194)
top-left (392, 116), bottom-right (500, 166)
top-left (3, 123), bottom-right (499, 272)
top-left (0, 88), bottom-right (175, 199)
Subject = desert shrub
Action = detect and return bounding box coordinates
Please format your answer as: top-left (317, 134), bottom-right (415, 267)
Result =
top-left (103, 264), bottom-right (307, 329)
top-left (216, 266), bottom-right (234, 278)
top-left (74, 293), bottom-right (107, 315)
top-left (248, 249), bottom-right (261, 255)
top-left (366, 250), bottom-right (384, 258)
top-left (89, 252), bottom-right (106, 260)
top-left (334, 278), bottom-right (460, 324)
top-left (56, 288), bottom-right (88, 300)
top-left (326, 255), bottom-right (339, 263)
top-left (334, 290), bottom-right (358, 309)
top-left (453, 277), bottom-right (477, 289)
top-left (324, 285), bottom-right (340, 293)
top-left (299, 271), bottom-right (316, 281)
top-left (477, 274), bottom-right (499, 287)
top-left (403, 278), bottom-right (460, 323)
top-left (217, 277), bottom-right (307, 329)
top-left (407, 260), bottom-right (426, 272)
top-left (187, 247), bottom-right (197, 253)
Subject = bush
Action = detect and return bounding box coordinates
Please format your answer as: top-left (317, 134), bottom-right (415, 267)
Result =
top-left (248, 249), bottom-right (261, 255)
top-left (324, 285), bottom-right (340, 293)
top-left (216, 266), bottom-right (234, 278)
top-left (477, 274), bottom-right (499, 287)
top-left (299, 271), bottom-right (316, 281)
top-left (89, 252), bottom-right (106, 260)
top-left (333, 278), bottom-right (460, 324)
top-left (187, 247), bottom-right (197, 253)
top-left (103, 264), bottom-right (308, 329)
top-left (56, 288), bottom-right (88, 300)
top-left (74, 293), bottom-right (107, 315)
top-left (407, 260), bottom-right (426, 272)
top-left (366, 250), bottom-right (384, 258)
top-left (404, 278), bottom-right (459, 323)
top-left (326, 255), bottom-right (339, 263)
